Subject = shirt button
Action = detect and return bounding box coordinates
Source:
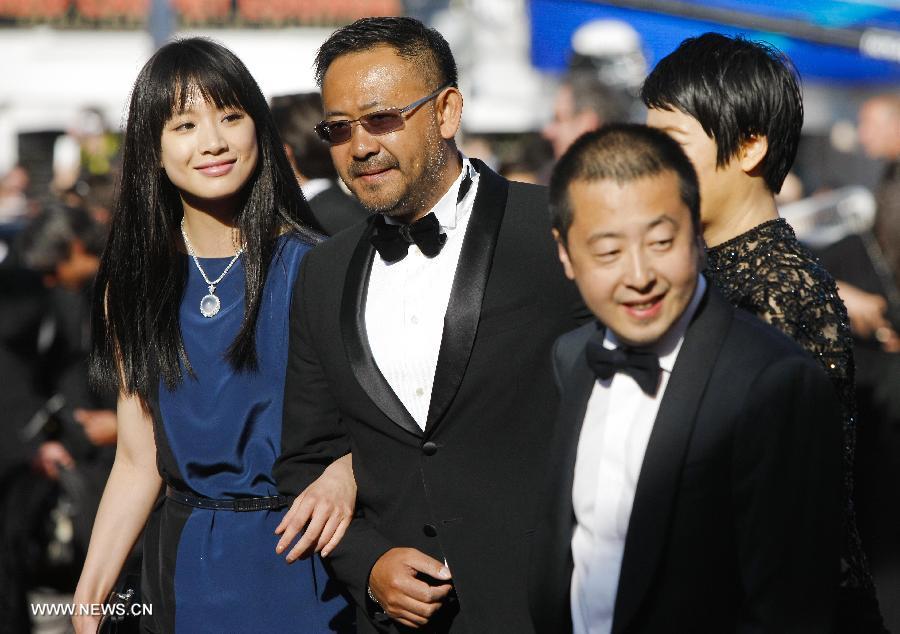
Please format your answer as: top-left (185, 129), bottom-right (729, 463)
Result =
top-left (416, 387), bottom-right (424, 396)
top-left (410, 315), bottom-right (419, 325)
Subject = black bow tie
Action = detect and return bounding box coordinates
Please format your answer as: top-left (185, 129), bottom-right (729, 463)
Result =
top-left (585, 338), bottom-right (661, 396)
top-left (369, 171), bottom-right (473, 263)
top-left (370, 212), bottom-right (447, 263)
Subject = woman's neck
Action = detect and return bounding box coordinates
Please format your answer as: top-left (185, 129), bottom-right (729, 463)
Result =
top-left (703, 185), bottom-right (779, 249)
top-left (181, 203), bottom-right (241, 257)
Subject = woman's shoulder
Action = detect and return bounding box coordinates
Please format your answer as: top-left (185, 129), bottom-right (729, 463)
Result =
top-left (707, 219), bottom-right (852, 356)
top-left (274, 230), bottom-right (318, 261)
top-left (262, 231), bottom-right (316, 287)
top-left (710, 218), bottom-right (838, 293)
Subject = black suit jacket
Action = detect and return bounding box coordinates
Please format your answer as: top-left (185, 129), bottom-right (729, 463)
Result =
top-left (307, 180), bottom-right (369, 237)
top-left (275, 160), bottom-right (586, 633)
top-left (528, 288), bottom-right (843, 634)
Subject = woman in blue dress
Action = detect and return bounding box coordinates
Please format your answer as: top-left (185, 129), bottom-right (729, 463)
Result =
top-left (72, 38), bottom-right (354, 633)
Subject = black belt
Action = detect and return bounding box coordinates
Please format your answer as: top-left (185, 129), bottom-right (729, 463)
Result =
top-left (166, 487), bottom-right (294, 512)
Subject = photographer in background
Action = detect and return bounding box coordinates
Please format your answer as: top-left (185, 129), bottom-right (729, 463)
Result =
top-left (0, 204), bottom-right (124, 633)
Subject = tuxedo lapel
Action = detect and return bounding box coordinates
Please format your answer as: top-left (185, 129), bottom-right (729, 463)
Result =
top-left (612, 289), bottom-right (733, 633)
top-left (425, 159), bottom-right (509, 433)
top-left (340, 217), bottom-right (422, 437)
top-left (551, 328), bottom-right (599, 589)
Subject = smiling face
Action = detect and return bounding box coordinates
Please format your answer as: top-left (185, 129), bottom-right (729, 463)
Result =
top-left (646, 107), bottom-right (744, 226)
top-left (557, 170), bottom-right (700, 347)
top-left (320, 45), bottom-right (461, 221)
top-left (159, 89), bottom-right (259, 212)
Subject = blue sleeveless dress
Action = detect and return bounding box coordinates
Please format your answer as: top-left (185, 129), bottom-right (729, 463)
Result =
top-left (141, 234), bottom-right (352, 633)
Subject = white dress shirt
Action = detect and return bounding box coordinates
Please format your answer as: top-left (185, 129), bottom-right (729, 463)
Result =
top-left (570, 275), bottom-right (707, 634)
top-left (300, 177), bottom-right (332, 201)
top-left (364, 157), bottom-right (479, 430)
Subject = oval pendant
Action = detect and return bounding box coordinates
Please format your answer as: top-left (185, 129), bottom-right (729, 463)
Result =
top-left (200, 293), bottom-right (221, 318)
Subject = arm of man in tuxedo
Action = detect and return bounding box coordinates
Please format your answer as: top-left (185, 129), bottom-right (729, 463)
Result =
top-left (275, 255), bottom-right (350, 489)
top-left (273, 254), bottom-right (359, 559)
top-left (272, 254), bottom-right (397, 618)
top-left (732, 356), bottom-right (843, 632)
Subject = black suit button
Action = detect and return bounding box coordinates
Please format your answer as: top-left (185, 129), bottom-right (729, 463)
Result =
top-left (423, 524), bottom-right (438, 537)
top-left (422, 441), bottom-right (437, 456)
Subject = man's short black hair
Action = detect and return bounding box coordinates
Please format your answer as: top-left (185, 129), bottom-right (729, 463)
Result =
top-left (270, 92), bottom-right (337, 180)
top-left (641, 32), bottom-right (803, 194)
top-left (314, 16), bottom-right (458, 91)
top-left (550, 124), bottom-right (700, 244)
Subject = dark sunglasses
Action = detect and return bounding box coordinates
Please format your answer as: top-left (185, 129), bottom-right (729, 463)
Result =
top-left (314, 83), bottom-right (451, 145)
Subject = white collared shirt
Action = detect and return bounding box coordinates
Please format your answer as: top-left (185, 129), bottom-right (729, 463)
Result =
top-left (364, 157), bottom-right (480, 430)
top-left (300, 178), bottom-right (332, 200)
top-left (570, 275), bottom-right (707, 634)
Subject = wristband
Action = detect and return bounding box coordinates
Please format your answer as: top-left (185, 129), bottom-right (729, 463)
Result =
top-left (367, 585), bottom-right (382, 609)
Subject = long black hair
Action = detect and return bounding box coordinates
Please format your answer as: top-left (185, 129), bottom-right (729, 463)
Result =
top-left (91, 37), bottom-right (322, 403)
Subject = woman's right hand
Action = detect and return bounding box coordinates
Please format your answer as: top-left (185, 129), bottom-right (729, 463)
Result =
top-left (275, 453), bottom-right (356, 562)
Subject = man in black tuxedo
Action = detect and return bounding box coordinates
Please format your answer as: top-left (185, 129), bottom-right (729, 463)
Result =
top-left (274, 17), bottom-right (584, 633)
top-left (528, 124), bottom-right (843, 633)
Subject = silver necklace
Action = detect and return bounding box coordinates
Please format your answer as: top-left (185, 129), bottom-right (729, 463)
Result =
top-left (180, 218), bottom-right (244, 318)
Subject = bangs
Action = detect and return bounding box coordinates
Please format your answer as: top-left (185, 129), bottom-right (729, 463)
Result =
top-left (170, 66), bottom-right (244, 116)
top-left (137, 38), bottom-right (254, 131)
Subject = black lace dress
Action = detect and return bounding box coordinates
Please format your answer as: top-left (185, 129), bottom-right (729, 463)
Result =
top-left (705, 218), bottom-right (884, 632)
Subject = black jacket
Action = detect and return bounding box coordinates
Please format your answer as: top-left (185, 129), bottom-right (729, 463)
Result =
top-left (306, 180), bottom-right (369, 237)
top-left (275, 160), bottom-right (586, 633)
top-left (528, 288), bottom-right (844, 634)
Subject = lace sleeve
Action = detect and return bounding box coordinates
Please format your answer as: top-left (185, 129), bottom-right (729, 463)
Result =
top-left (745, 253), bottom-right (853, 395)
top-left (706, 219), bottom-right (881, 606)
top-left (705, 219), bottom-right (855, 406)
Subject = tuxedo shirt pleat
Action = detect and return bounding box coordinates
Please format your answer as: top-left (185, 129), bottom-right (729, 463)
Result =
top-left (364, 158), bottom-right (479, 429)
top-left (570, 275), bottom-right (706, 634)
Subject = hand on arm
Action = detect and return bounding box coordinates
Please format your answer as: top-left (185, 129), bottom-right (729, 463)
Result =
top-left (275, 453), bottom-right (356, 561)
top-left (72, 392), bottom-right (162, 634)
top-left (368, 548), bottom-right (453, 629)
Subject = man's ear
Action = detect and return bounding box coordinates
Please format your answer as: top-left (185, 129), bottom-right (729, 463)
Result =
top-left (437, 87), bottom-right (463, 141)
top-left (552, 228), bottom-right (575, 281)
top-left (739, 135), bottom-right (768, 174)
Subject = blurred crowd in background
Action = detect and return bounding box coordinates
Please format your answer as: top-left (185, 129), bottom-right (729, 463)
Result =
top-left (0, 1), bottom-right (898, 633)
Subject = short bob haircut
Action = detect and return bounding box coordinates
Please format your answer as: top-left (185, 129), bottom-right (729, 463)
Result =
top-left (313, 16), bottom-right (458, 91)
top-left (91, 37), bottom-right (320, 403)
top-left (641, 32), bottom-right (803, 194)
top-left (550, 123), bottom-right (700, 244)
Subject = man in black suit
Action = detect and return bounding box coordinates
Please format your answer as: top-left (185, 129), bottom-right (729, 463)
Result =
top-left (274, 16), bottom-right (584, 633)
top-left (528, 124), bottom-right (843, 633)
top-left (270, 92), bottom-right (368, 236)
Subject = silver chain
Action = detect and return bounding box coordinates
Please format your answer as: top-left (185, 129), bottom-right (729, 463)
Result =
top-left (180, 217), bottom-right (244, 290)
